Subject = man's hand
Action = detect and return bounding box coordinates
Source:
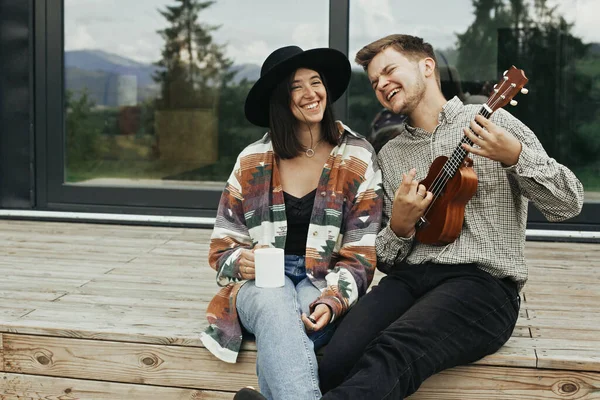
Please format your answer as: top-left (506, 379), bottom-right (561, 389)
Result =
top-left (462, 115), bottom-right (522, 166)
top-left (302, 304), bottom-right (331, 332)
top-left (389, 168), bottom-right (433, 238)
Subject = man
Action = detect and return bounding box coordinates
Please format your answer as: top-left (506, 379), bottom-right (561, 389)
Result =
top-left (317, 34), bottom-right (584, 399)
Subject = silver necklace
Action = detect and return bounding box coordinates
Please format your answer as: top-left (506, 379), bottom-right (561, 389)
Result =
top-left (305, 139), bottom-right (322, 158)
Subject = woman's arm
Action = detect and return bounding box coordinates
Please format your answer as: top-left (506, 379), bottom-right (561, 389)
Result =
top-left (310, 146), bottom-right (383, 323)
top-left (208, 160), bottom-right (254, 287)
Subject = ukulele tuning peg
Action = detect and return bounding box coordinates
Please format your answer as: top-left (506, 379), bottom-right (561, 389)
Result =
top-left (521, 88), bottom-right (529, 95)
top-left (510, 100), bottom-right (518, 106)
top-left (503, 70), bottom-right (508, 75)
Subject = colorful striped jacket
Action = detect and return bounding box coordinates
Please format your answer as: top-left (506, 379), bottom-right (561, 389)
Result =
top-left (200, 122), bottom-right (383, 363)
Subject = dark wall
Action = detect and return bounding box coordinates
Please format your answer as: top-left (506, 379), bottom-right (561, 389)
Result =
top-left (0, 0), bottom-right (33, 208)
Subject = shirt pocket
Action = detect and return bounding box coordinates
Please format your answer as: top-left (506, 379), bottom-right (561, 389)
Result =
top-left (474, 157), bottom-right (503, 196)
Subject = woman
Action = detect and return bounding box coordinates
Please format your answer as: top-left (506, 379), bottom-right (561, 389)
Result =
top-left (200, 45), bottom-right (382, 400)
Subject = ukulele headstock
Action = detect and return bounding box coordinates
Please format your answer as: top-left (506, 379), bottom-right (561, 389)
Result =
top-left (487, 66), bottom-right (528, 111)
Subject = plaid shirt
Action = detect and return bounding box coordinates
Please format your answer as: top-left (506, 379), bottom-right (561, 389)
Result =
top-left (201, 122), bottom-right (382, 363)
top-left (376, 97), bottom-right (584, 290)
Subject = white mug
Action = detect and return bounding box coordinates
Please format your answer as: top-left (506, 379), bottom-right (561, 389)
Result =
top-left (254, 248), bottom-right (285, 288)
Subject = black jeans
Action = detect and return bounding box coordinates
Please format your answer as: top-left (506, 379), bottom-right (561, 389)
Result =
top-left (319, 263), bottom-right (520, 400)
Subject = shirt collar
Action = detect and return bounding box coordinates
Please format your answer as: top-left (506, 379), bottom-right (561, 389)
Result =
top-left (405, 96), bottom-right (464, 134)
top-left (440, 96), bottom-right (464, 123)
top-left (336, 120), bottom-right (364, 138)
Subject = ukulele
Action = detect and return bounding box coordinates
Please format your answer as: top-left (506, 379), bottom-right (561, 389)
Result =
top-left (415, 66), bottom-right (529, 246)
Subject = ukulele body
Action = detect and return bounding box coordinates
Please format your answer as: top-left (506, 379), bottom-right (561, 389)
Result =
top-left (416, 156), bottom-right (478, 245)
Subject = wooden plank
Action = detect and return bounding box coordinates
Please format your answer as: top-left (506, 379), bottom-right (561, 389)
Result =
top-left (0, 307), bottom-right (36, 321)
top-left (0, 219), bottom-right (598, 397)
top-left (474, 344), bottom-right (536, 368)
top-left (523, 303), bottom-right (600, 313)
top-left (0, 243), bottom-right (147, 257)
top-left (522, 316), bottom-right (600, 331)
top-left (0, 298), bottom-right (209, 323)
top-left (0, 256), bottom-right (128, 269)
top-left (0, 265), bottom-right (114, 279)
top-left (512, 326), bottom-right (532, 338)
top-left (521, 285), bottom-right (600, 297)
top-left (3, 334), bottom-right (258, 391)
top-left (72, 285), bottom-right (217, 303)
top-left (409, 365), bottom-right (600, 399)
top-left (127, 255), bottom-right (206, 267)
top-left (0, 248), bottom-right (134, 262)
top-left (0, 220), bottom-right (185, 236)
top-left (532, 328), bottom-right (600, 341)
top-left (53, 293), bottom-right (209, 310)
top-left (0, 230), bottom-right (170, 246)
top-left (0, 290), bottom-right (65, 302)
top-left (528, 309), bottom-right (600, 323)
top-left (0, 372), bottom-right (234, 399)
top-left (0, 323), bottom-right (205, 347)
top-left (524, 293), bottom-right (600, 307)
top-left (538, 349), bottom-right (600, 372)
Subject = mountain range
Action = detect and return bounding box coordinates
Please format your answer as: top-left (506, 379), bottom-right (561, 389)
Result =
top-left (66, 44), bottom-right (599, 107)
top-left (65, 49), bottom-right (261, 107)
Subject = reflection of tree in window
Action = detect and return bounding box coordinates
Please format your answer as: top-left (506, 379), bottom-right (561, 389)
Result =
top-left (153, 0), bottom-right (233, 176)
top-left (455, 0), bottom-right (599, 193)
top-left (154, 0), bottom-right (231, 110)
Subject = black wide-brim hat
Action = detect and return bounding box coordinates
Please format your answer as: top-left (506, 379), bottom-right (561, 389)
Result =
top-left (244, 46), bottom-right (351, 127)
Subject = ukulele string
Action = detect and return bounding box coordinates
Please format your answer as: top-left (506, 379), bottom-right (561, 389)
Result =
top-left (422, 82), bottom-right (511, 215)
top-left (425, 79), bottom-right (510, 197)
top-left (423, 95), bottom-right (497, 201)
top-left (433, 81), bottom-right (509, 189)
top-left (419, 81), bottom-right (513, 219)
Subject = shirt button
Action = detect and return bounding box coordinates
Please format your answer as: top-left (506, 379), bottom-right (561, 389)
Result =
top-left (320, 191), bottom-right (326, 197)
top-left (312, 231), bottom-right (319, 237)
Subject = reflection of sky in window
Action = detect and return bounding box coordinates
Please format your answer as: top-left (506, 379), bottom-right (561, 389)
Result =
top-left (65, 0), bottom-right (599, 67)
top-left (350, 0), bottom-right (600, 54)
top-left (65, 0), bottom-right (328, 64)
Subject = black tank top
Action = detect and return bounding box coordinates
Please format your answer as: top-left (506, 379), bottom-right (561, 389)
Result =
top-left (283, 188), bottom-right (317, 256)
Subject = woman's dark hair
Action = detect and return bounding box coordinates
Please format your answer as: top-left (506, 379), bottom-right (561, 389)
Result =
top-left (268, 70), bottom-right (340, 159)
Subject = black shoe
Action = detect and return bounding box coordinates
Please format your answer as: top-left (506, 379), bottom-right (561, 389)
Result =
top-left (233, 387), bottom-right (267, 400)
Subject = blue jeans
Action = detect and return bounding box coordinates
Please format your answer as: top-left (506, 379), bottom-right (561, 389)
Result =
top-left (237, 255), bottom-right (335, 400)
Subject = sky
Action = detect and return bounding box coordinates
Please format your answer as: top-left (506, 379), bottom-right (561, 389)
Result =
top-left (65, 0), bottom-right (600, 66)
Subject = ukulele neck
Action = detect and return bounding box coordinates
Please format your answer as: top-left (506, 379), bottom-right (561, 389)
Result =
top-left (443, 105), bottom-right (492, 177)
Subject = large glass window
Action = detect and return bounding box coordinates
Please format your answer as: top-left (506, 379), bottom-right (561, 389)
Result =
top-left (348, 0), bottom-right (600, 202)
top-left (64, 0), bottom-right (328, 189)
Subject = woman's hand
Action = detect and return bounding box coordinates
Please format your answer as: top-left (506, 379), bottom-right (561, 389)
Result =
top-left (238, 249), bottom-right (256, 280)
top-left (302, 304), bottom-right (331, 332)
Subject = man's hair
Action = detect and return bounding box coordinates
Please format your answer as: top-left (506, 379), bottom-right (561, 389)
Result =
top-left (268, 70), bottom-right (339, 159)
top-left (355, 34), bottom-right (440, 83)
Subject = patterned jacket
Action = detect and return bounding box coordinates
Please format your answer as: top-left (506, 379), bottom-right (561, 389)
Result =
top-left (200, 122), bottom-right (383, 363)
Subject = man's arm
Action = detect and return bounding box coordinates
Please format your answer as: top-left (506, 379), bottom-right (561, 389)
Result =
top-left (375, 155), bottom-right (433, 274)
top-left (463, 109), bottom-right (584, 221)
top-left (499, 111), bottom-right (583, 220)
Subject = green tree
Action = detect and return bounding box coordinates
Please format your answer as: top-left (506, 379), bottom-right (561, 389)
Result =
top-left (347, 71), bottom-right (384, 136)
top-left (154, 0), bottom-right (232, 109)
top-left (456, 0), bottom-right (515, 81)
top-left (65, 90), bottom-right (102, 168)
top-left (457, 0), bottom-right (599, 172)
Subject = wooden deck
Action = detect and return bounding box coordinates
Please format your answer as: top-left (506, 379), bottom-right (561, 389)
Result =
top-left (0, 219), bottom-right (598, 399)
